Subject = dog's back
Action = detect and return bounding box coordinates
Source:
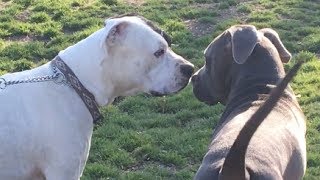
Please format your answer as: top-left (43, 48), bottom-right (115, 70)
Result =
top-left (218, 61), bottom-right (305, 179)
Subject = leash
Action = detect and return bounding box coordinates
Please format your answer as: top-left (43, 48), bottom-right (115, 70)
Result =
top-left (0, 56), bottom-right (102, 123)
top-left (0, 64), bottom-right (68, 89)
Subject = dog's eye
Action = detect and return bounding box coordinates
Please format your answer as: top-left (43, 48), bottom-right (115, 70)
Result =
top-left (154, 49), bottom-right (165, 58)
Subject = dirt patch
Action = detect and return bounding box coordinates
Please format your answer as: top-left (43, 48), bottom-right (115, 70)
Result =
top-left (5, 35), bottom-right (34, 42)
top-left (4, 34), bottom-right (47, 43)
top-left (185, 19), bottom-right (214, 37)
top-left (184, 3), bottom-right (249, 37)
top-left (184, 3), bottom-right (216, 37)
top-left (219, 5), bottom-right (248, 22)
top-left (15, 9), bottom-right (30, 22)
top-left (0, 1), bottom-right (11, 11)
top-left (122, 0), bottom-right (145, 6)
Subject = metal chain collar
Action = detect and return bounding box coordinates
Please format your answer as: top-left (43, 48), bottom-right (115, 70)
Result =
top-left (0, 56), bottom-right (103, 123)
top-left (0, 63), bottom-right (70, 90)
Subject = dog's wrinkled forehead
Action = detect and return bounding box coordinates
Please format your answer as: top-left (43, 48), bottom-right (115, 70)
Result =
top-left (105, 14), bottom-right (172, 46)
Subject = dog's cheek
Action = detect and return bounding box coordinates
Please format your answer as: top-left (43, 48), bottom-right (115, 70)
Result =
top-left (196, 68), bottom-right (209, 89)
top-left (144, 63), bottom-right (168, 92)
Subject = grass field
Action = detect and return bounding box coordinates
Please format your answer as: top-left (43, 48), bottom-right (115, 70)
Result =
top-left (0, 0), bottom-right (319, 179)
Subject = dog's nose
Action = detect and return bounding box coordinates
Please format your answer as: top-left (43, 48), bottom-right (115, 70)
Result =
top-left (180, 64), bottom-right (194, 77)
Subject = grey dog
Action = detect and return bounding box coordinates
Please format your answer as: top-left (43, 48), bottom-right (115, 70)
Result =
top-left (192, 25), bottom-right (306, 180)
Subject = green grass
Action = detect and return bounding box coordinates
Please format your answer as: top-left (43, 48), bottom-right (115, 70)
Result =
top-left (0, 0), bottom-right (319, 179)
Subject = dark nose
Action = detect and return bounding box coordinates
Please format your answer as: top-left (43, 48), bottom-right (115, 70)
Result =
top-left (180, 64), bottom-right (194, 78)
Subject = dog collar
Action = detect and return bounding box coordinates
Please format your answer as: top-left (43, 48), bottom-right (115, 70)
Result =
top-left (222, 85), bottom-right (272, 118)
top-left (52, 56), bottom-right (103, 123)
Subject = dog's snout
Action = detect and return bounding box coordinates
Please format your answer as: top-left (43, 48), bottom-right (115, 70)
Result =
top-left (191, 74), bottom-right (198, 83)
top-left (180, 64), bottom-right (194, 78)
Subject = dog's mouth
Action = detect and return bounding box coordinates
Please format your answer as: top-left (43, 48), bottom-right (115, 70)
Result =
top-left (194, 94), bottom-right (217, 106)
top-left (149, 90), bottom-right (166, 97)
top-left (149, 78), bottom-right (190, 97)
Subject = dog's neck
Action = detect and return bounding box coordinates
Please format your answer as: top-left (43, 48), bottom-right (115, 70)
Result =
top-left (58, 28), bottom-right (113, 106)
top-left (218, 58), bottom-right (287, 129)
top-left (227, 45), bottom-right (286, 105)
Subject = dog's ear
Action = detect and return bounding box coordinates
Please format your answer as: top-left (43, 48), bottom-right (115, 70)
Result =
top-left (259, 28), bottom-right (292, 63)
top-left (228, 25), bottom-right (260, 64)
top-left (105, 21), bottom-right (129, 46)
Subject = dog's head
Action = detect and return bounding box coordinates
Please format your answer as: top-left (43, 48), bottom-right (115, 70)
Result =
top-left (101, 15), bottom-right (194, 98)
top-left (191, 25), bottom-right (291, 105)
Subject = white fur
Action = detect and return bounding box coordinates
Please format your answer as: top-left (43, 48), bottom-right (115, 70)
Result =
top-left (0, 16), bottom-right (193, 179)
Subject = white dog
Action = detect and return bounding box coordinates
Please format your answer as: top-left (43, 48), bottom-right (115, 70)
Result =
top-left (0, 15), bottom-right (194, 180)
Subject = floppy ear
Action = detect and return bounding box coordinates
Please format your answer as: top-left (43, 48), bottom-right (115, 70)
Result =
top-left (228, 25), bottom-right (260, 64)
top-left (105, 21), bottom-right (129, 46)
top-left (259, 28), bottom-right (292, 63)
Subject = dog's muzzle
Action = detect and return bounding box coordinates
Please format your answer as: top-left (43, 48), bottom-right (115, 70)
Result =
top-left (148, 64), bottom-right (194, 97)
top-left (180, 64), bottom-right (194, 78)
top-left (191, 70), bottom-right (217, 105)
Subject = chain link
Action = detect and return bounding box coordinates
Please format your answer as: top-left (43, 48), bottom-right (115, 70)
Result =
top-left (0, 63), bottom-right (70, 90)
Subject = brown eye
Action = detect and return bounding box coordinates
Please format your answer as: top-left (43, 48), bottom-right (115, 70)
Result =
top-left (154, 49), bottom-right (165, 58)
